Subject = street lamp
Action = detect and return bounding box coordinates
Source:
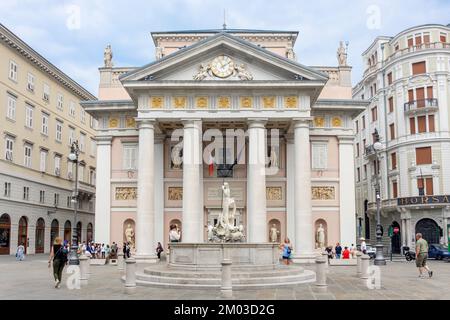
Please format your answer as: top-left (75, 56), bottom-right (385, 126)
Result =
top-left (372, 130), bottom-right (386, 265)
top-left (68, 141), bottom-right (80, 265)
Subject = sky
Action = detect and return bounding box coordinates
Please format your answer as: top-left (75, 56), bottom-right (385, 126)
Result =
top-left (1, 0), bottom-right (449, 96)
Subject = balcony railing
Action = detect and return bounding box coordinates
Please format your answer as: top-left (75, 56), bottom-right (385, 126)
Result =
top-left (385, 42), bottom-right (450, 64)
top-left (404, 98), bottom-right (438, 112)
top-left (365, 145), bottom-right (376, 157)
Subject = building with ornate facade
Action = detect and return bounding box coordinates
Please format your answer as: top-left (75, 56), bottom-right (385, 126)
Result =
top-left (83, 28), bottom-right (366, 262)
top-left (0, 24), bottom-right (97, 255)
top-left (353, 24), bottom-right (450, 253)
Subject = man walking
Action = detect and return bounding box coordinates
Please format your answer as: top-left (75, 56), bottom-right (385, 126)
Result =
top-left (415, 233), bottom-right (433, 278)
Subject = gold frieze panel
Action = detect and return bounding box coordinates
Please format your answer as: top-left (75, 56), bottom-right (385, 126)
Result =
top-left (311, 186), bottom-right (335, 200)
top-left (168, 187), bottom-right (183, 201)
top-left (266, 187), bottom-right (282, 201)
top-left (115, 187), bottom-right (137, 200)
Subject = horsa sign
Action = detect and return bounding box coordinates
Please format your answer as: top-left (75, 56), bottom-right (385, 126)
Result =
top-left (397, 195), bottom-right (450, 206)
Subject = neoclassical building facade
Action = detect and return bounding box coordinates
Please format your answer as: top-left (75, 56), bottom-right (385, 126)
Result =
top-left (83, 28), bottom-right (366, 262)
top-left (353, 24), bottom-right (450, 252)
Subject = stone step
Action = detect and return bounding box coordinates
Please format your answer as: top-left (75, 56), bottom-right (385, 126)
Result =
top-left (130, 269), bottom-right (316, 290)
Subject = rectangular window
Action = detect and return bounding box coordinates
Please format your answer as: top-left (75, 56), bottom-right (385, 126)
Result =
top-left (9, 60), bottom-right (17, 81)
top-left (415, 35), bottom-right (422, 45)
top-left (4, 182), bottom-right (11, 197)
top-left (392, 181), bottom-right (398, 198)
top-left (440, 34), bottom-right (447, 43)
top-left (39, 190), bottom-right (45, 203)
top-left (417, 177), bottom-right (434, 195)
top-left (57, 94), bottom-right (63, 110)
top-left (54, 156), bottom-right (61, 176)
top-left (388, 97), bottom-right (394, 113)
top-left (416, 87), bottom-right (425, 108)
top-left (43, 83), bottom-right (50, 102)
top-left (67, 196), bottom-right (71, 208)
top-left (90, 139), bottom-right (96, 157)
top-left (311, 143), bottom-right (328, 170)
top-left (391, 152), bottom-right (397, 170)
top-left (39, 150), bottom-right (47, 172)
top-left (25, 104), bottom-right (34, 128)
top-left (416, 146), bottom-right (432, 165)
top-left (417, 116), bottom-right (427, 133)
top-left (357, 167), bottom-right (361, 182)
top-left (428, 115), bottom-right (435, 132)
top-left (23, 187), bottom-right (29, 201)
top-left (387, 72), bottom-right (393, 85)
top-left (56, 121), bottom-right (62, 142)
top-left (423, 34), bottom-right (430, 44)
top-left (407, 37), bottom-right (414, 47)
top-left (123, 145), bottom-right (138, 170)
top-left (362, 116), bottom-right (366, 129)
top-left (24, 145), bottom-right (32, 168)
top-left (5, 137), bottom-right (14, 161)
top-left (356, 143), bottom-right (360, 157)
top-left (410, 117), bottom-right (416, 134)
top-left (27, 73), bottom-right (35, 92)
top-left (408, 89), bottom-right (414, 102)
top-left (54, 193), bottom-right (60, 206)
top-left (355, 120), bottom-right (359, 133)
top-left (89, 169), bottom-right (96, 186)
top-left (79, 133), bottom-right (86, 152)
top-left (78, 165), bottom-right (85, 182)
top-left (81, 109), bottom-right (86, 124)
top-left (427, 86), bottom-right (433, 99)
top-left (363, 164), bottom-right (367, 180)
top-left (69, 101), bottom-right (76, 117)
top-left (69, 127), bottom-right (75, 145)
top-left (7, 94), bottom-right (16, 120)
top-left (412, 61), bottom-right (426, 75)
top-left (389, 123), bottom-right (395, 140)
top-left (41, 113), bottom-right (49, 135)
top-left (371, 106), bottom-right (378, 122)
top-left (67, 160), bottom-right (73, 179)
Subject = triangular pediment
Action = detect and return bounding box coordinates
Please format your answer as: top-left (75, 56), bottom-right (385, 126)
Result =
top-left (120, 32), bottom-right (328, 83)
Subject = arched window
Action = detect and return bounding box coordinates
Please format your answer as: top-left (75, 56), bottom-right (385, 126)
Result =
top-left (64, 220), bottom-right (71, 243)
top-left (18, 216), bottom-right (28, 253)
top-left (86, 223), bottom-right (93, 243)
top-left (35, 218), bottom-right (45, 253)
top-left (416, 218), bottom-right (440, 244)
top-left (50, 219), bottom-right (59, 247)
top-left (0, 214), bottom-right (11, 255)
top-left (76, 221), bottom-right (82, 244)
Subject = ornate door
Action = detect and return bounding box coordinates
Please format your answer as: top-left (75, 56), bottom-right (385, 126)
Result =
top-left (0, 214), bottom-right (11, 255)
top-left (416, 218), bottom-right (440, 244)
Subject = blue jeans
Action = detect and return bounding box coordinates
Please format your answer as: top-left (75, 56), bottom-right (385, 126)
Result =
top-left (336, 253), bottom-right (341, 259)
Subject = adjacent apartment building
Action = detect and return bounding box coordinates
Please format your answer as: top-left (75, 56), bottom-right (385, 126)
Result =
top-left (353, 24), bottom-right (450, 253)
top-left (0, 24), bottom-right (97, 255)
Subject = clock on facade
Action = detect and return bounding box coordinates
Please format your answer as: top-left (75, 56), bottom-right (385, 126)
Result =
top-left (210, 55), bottom-right (234, 78)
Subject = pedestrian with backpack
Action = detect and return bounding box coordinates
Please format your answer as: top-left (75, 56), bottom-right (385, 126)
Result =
top-left (48, 237), bottom-right (68, 288)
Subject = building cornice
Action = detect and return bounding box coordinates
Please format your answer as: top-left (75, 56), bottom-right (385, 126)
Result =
top-left (0, 23), bottom-right (97, 101)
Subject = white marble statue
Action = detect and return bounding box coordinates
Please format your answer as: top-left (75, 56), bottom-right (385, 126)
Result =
top-left (193, 63), bottom-right (210, 80)
top-left (171, 144), bottom-right (183, 169)
top-left (234, 64), bottom-right (253, 80)
top-left (155, 46), bottom-right (164, 60)
top-left (124, 223), bottom-right (135, 249)
top-left (220, 182), bottom-right (236, 228)
top-left (269, 148), bottom-right (278, 168)
top-left (104, 44), bottom-right (113, 68)
top-left (316, 224), bottom-right (325, 249)
top-left (270, 224), bottom-right (280, 243)
top-left (337, 41), bottom-right (348, 67)
top-left (207, 224), bottom-right (214, 242)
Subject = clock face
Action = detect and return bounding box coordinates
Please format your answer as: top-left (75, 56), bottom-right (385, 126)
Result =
top-left (210, 55), bottom-right (234, 78)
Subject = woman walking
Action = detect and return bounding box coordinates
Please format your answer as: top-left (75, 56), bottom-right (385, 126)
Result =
top-left (16, 243), bottom-right (25, 261)
top-left (279, 238), bottom-right (293, 265)
top-left (48, 237), bottom-right (68, 288)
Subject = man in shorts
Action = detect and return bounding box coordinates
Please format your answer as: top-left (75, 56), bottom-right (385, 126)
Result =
top-left (415, 233), bottom-right (433, 278)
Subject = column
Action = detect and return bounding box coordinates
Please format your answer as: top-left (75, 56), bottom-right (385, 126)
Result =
top-left (153, 137), bottom-right (164, 249)
top-left (286, 137), bottom-right (296, 244)
top-left (402, 209), bottom-right (412, 248)
top-left (246, 119), bottom-right (267, 243)
top-left (94, 136), bottom-right (112, 244)
top-left (292, 119), bottom-right (314, 262)
top-left (182, 119), bottom-right (203, 243)
top-left (338, 136), bottom-right (357, 247)
top-left (401, 218), bottom-right (406, 247)
top-left (135, 119), bottom-right (157, 262)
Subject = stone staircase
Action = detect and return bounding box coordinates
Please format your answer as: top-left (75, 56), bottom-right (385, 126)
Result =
top-left (131, 264), bottom-right (316, 289)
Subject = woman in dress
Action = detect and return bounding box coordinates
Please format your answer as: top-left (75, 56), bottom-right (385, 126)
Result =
top-left (279, 238), bottom-right (293, 265)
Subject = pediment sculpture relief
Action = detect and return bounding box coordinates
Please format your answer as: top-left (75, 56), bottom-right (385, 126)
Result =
top-left (193, 55), bottom-right (253, 81)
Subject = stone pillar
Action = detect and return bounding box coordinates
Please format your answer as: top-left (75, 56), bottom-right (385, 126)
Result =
top-left (246, 119), bottom-right (267, 243)
top-left (338, 136), bottom-right (357, 247)
top-left (360, 254), bottom-right (370, 279)
top-left (94, 136), bottom-right (112, 244)
top-left (401, 209), bottom-right (412, 248)
top-left (220, 259), bottom-right (233, 298)
top-left (79, 254), bottom-right (89, 285)
top-left (401, 218), bottom-right (407, 248)
top-left (292, 119), bottom-right (314, 262)
top-left (314, 257), bottom-right (327, 291)
top-left (356, 251), bottom-right (362, 276)
top-left (154, 137), bottom-right (164, 250)
top-left (286, 137), bottom-right (296, 244)
top-left (322, 251), bottom-right (329, 273)
top-left (182, 119), bottom-right (203, 243)
top-left (117, 252), bottom-right (124, 271)
top-left (135, 119), bottom-right (157, 263)
top-left (125, 257), bottom-right (136, 290)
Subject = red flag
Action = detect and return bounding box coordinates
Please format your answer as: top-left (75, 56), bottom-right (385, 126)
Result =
top-left (208, 154), bottom-right (214, 176)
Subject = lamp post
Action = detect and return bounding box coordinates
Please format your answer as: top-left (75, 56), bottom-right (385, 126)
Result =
top-left (68, 141), bottom-right (80, 265)
top-left (372, 130), bottom-right (386, 265)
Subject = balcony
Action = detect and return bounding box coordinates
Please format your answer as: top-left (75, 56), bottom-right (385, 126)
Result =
top-left (385, 42), bottom-right (450, 64)
top-left (404, 98), bottom-right (438, 115)
top-left (365, 145), bottom-right (377, 159)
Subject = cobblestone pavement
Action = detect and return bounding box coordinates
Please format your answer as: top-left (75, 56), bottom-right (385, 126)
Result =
top-left (0, 255), bottom-right (449, 300)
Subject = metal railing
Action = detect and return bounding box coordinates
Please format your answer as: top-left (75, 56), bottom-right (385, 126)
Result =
top-left (404, 98), bottom-right (438, 112)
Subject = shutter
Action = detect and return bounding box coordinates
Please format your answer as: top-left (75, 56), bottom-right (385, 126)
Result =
top-left (416, 87), bottom-right (425, 107)
top-left (387, 72), bottom-right (392, 85)
top-left (393, 182), bottom-right (398, 198)
top-left (416, 147), bottom-right (432, 165)
top-left (417, 116), bottom-right (427, 133)
top-left (423, 34), bottom-right (430, 44)
top-left (410, 117), bottom-right (416, 134)
top-left (408, 89), bottom-right (414, 102)
top-left (425, 178), bottom-right (433, 195)
top-left (391, 153), bottom-right (397, 170)
top-left (415, 36), bottom-right (422, 45)
top-left (440, 35), bottom-right (447, 42)
top-left (412, 61), bottom-right (426, 75)
top-left (390, 124), bottom-right (395, 140)
top-left (407, 38), bottom-right (414, 47)
top-left (428, 115), bottom-right (435, 132)
top-left (427, 86), bottom-right (433, 99)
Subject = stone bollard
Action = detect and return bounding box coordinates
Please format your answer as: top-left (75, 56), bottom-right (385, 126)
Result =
top-left (322, 251), bottom-right (329, 273)
top-left (315, 257), bottom-right (327, 291)
top-left (125, 257), bottom-right (136, 292)
top-left (356, 251), bottom-right (363, 276)
top-left (360, 254), bottom-right (370, 279)
top-left (79, 254), bottom-right (89, 286)
top-left (220, 259), bottom-right (233, 298)
top-left (118, 252), bottom-right (124, 271)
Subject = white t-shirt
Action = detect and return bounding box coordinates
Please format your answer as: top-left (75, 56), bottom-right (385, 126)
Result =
top-left (169, 230), bottom-right (181, 241)
top-left (361, 241), bottom-right (367, 251)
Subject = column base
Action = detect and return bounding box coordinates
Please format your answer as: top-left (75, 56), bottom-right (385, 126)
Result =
top-left (134, 254), bottom-right (158, 264)
top-left (291, 252), bottom-right (319, 264)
